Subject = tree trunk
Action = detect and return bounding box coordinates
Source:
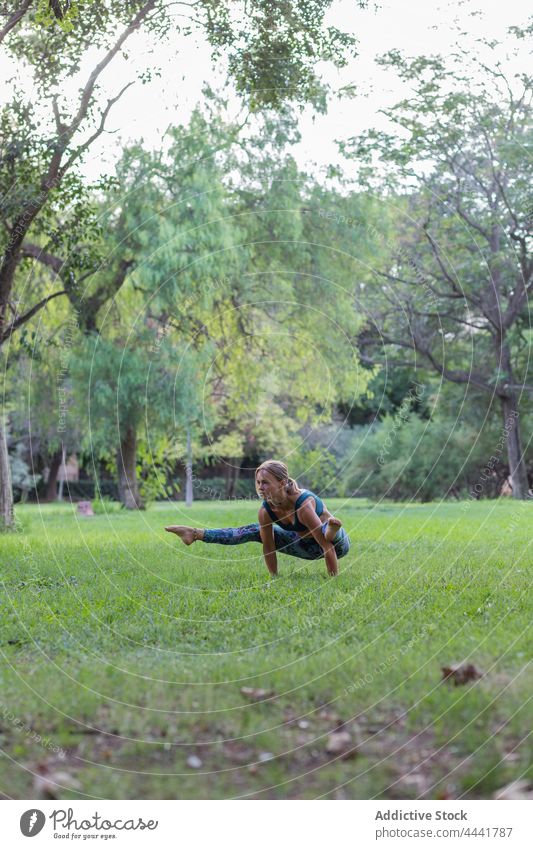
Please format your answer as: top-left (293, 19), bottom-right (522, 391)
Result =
top-left (45, 447), bottom-right (63, 501)
top-left (185, 426), bottom-right (193, 507)
top-left (57, 444), bottom-right (67, 501)
top-left (116, 424), bottom-right (144, 510)
top-left (0, 418), bottom-right (14, 530)
top-left (225, 458), bottom-right (240, 499)
top-left (501, 393), bottom-right (529, 499)
top-left (233, 460), bottom-right (241, 496)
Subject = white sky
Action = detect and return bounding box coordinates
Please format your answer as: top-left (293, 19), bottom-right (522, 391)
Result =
top-left (2, 0), bottom-right (531, 180)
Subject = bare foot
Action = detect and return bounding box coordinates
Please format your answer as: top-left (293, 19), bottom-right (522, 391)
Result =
top-left (324, 517), bottom-right (342, 543)
top-left (164, 525), bottom-right (199, 545)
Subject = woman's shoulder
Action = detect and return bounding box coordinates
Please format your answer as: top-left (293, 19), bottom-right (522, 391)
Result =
top-left (295, 490), bottom-right (324, 512)
top-left (294, 489), bottom-right (316, 508)
top-left (289, 487), bottom-right (307, 503)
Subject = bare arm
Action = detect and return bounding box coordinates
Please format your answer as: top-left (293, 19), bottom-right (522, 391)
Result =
top-left (297, 502), bottom-right (339, 577)
top-left (258, 507), bottom-right (278, 576)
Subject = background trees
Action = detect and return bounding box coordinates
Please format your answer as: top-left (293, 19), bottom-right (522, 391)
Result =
top-left (342, 31), bottom-right (533, 498)
top-left (0, 0), bottom-right (366, 526)
top-left (1, 6), bottom-right (531, 518)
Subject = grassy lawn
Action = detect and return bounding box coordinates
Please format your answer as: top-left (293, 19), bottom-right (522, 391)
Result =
top-left (1, 498), bottom-right (532, 800)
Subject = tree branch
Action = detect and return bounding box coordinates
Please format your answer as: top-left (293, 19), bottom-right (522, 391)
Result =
top-left (77, 258), bottom-right (134, 333)
top-left (44, 0), bottom-right (158, 189)
top-left (21, 242), bottom-right (64, 275)
top-left (360, 327), bottom-right (496, 394)
top-left (1, 289), bottom-right (67, 343)
top-left (60, 82), bottom-right (135, 177)
top-left (359, 353), bottom-right (418, 370)
top-left (414, 339), bottom-right (495, 394)
top-left (0, 1), bottom-right (158, 330)
top-left (0, 0), bottom-right (31, 46)
top-left (52, 95), bottom-right (69, 138)
top-left (422, 225), bottom-right (480, 305)
top-left (372, 267), bottom-right (466, 301)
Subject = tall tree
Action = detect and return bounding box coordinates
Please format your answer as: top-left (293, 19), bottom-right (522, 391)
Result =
top-left (342, 29), bottom-right (533, 498)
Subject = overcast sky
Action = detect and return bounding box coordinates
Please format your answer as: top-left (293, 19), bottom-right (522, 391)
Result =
top-left (3, 0), bottom-right (530, 181)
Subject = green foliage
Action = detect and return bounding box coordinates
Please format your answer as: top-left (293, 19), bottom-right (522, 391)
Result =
top-left (344, 412), bottom-right (495, 502)
top-left (201, 0), bottom-right (364, 109)
top-left (9, 443), bottom-right (41, 499)
top-left (190, 476), bottom-right (256, 500)
top-left (339, 30), bottom-right (532, 497)
top-left (291, 447), bottom-right (338, 493)
top-left (135, 435), bottom-right (183, 503)
top-left (70, 329), bottom-right (200, 451)
top-left (91, 494), bottom-right (122, 514)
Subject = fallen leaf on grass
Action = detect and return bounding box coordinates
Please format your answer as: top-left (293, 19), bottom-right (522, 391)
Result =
top-left (318, 710), bottom-right (339, 723)
top-left (493, 780), bottom-right (533, 800)
top-left (240, 687), bottom-right (275, 702)
top-left (33, 763), bottom-right (82, 799)
top-left (326, 731), bottom-right (358, 759)
top-left (441, 663), bottom-right (482, 686)
top-left (397, 772), bottom-right (430, 797)
top-left (222, 742), bottom-right (254, 764)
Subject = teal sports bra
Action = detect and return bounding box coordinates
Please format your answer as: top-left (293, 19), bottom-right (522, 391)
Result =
top-left (262, 489), bottom-right (325, 532)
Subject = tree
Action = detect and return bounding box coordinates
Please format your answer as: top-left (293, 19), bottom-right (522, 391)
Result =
top-left (0, 0), bottom-right (367, 526)
top-left (342, 28), bottom-right (533, 498)
top-left (71, 326), bottom-right (209, 508)
top-left (199, 149), bottom-right (372, 486)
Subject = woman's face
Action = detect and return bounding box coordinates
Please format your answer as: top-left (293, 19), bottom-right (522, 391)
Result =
top-left (256, 470), bottom-right (285, 501)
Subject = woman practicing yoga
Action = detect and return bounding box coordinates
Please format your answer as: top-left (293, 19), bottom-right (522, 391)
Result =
top-left (165, 459), bottom-right (350, 576)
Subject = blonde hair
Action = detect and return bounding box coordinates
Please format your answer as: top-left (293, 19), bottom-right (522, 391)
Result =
top-left (255, 459), bottom-right (298, 497)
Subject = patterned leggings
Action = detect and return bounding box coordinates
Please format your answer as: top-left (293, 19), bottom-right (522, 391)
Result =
top-left (203, 521), bottom-right (350, 561)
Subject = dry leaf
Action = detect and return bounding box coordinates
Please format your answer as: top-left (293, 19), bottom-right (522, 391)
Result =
top-left (493, 780), bottom-right (533, 800)
top-left (441, 663), bottom-right (482, 685)
top-left (326, 731), bottom-right (357, 759)
top-left (240, 687), bottom-right (275, 702)
top-left (33, 763), bottom-right (81, 799)
top-left (318, 710), bottom-right (339, 722)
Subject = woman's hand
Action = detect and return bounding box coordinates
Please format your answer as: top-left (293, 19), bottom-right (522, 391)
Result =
top-left (323, 544), bottom-right (339, 577)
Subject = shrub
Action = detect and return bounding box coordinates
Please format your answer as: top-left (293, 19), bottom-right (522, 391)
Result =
top-left (92, 495), bottom-right (123, 514)
top-left (343, 414), bottom-right (491, 502)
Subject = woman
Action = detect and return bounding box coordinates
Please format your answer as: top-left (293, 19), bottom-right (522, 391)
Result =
top-left (165, 459), bottom-right (350, 576)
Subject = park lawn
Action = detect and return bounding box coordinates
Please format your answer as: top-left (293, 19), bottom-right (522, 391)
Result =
top-left (0, 498), bottom-right (532, 800)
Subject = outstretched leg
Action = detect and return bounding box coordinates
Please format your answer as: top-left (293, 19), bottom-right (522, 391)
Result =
top-left (165, 523), bottom-right (262, 545)
top-left (165, 521), bottom-right (350, 564)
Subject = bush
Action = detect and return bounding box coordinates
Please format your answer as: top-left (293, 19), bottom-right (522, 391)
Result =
top-left (291, 447), bottom-right (340, 497)
top-left (10, 443), bottom-right (41, 502)
top-left (64, 480), bottom-right (119, 500)
top-left (191, 476), bottom-right (257, 501)
top-left (343, 414), bottom-right (492, 502)
top-left (92, 495), bottom-right (123, 514)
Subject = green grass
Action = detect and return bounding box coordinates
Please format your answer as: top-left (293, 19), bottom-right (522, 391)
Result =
top-left (1, 498), bottom-right (532, 799)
